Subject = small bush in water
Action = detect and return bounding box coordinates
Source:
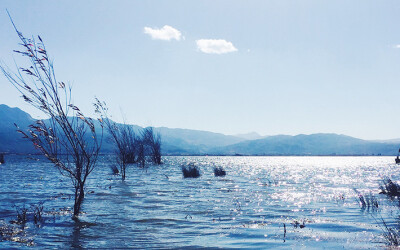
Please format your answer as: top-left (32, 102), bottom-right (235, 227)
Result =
top-left (32, 202), bottom-right (44, 225)
top-left (214, 166), bottom-right (226, 177)
top-left (182, 164), bottom-right (200, 178)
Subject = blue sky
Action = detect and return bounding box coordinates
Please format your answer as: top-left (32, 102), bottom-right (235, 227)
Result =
top-left (1, 0), bottom-right (400, 140)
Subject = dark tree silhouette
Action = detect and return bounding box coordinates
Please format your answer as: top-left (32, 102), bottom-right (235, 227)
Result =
top-left (95, 103), bottom-right (163, 176)
top-left (95, 100), bottom-right (137, 180)
top-left (142, 127), bottom-right (162, 165)
top-left (136, 136), bottom-right (146, 168)
top-left (0, 17), bottom-right (102, 218)
top-left (0, 153), bottom-right (4, 164)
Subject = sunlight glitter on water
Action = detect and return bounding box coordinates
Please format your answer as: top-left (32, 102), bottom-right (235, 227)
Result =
top-left (0, 156), bottom-right (398, 248)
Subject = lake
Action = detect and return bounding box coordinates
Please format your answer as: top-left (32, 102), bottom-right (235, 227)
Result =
top-left (0, 155), bottom-right (399, 248)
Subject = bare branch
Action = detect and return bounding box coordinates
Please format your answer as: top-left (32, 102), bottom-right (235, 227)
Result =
top-left (1, 18), bottom-right (103, 217)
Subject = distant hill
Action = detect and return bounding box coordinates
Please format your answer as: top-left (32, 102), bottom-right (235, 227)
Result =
top-left (0, 104), bottom-right (398, 156)
top-left (212, 133), bottom-right (398, 156)
top-left (0, 104), bottom-right (34, 128)
top-left (234, 132), bottom-right (264, 140)
top-left (0, 104), bottom-right (35, 153)
top-left (0, 104), bottom-right (245, 155)
top-left (156, 127), bottom-right (244, 154)
top-left (373, 138), bottom-right (400, 144)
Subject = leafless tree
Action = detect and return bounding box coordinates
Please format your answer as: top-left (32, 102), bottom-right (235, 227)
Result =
top-left (95, 103), bottom-right (162, 176)
top-left (136, 137), bottom-right (146, 168)
top-left (95, 101), bottom-right (137, 180)
top-left (142, 127), bottom-right (162, 165)
top-left (0, 17), bottom-right (102, 218)
top-left (0, 153), bottom-right (4, 164)
top-left (123, 126), bottom-right (137, 164)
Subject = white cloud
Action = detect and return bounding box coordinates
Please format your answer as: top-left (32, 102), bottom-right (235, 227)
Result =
top-left (196, 39), bottom-right (238, 54)
top-left (394, 44), bottom-right (400, 49)
top-left (143, 25), bottom-right (182, 41)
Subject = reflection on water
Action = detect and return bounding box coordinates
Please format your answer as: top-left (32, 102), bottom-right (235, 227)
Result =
top-left (0, 156), bottom-right (398, 248)
top-left (71, 222), bottom-right (82, 249)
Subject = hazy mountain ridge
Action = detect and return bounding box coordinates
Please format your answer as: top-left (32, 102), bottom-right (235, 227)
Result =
top-left (0, 104), bottom-right (398, 155)
top-left (212, 133), bottom-right (398, 156)
top-left (234, 132), bottom-right (264, 140)
top-left (0, 104), bottom-right (244, 155)
top-left (0, 104), bottom-right (36, 153)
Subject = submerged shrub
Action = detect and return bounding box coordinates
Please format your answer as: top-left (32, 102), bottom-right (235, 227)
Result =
top-left (110, 165), bottom-right (119, 175)
top-left (142, 127), bottom-right (162, 165)
top-left (379, 178), bottom-right (400, 197)
top-left (96, 101), bottom-right (138, 180)
top-left (293, 220), bottom-right (306, 229)
top-left (31, 202), bottom-right (44, 225)
top-left (182, 164), bottom-right (200, 178)
top-left (214, 166), bottom-right (226, 177)
top-left (11, 202), bottom-right (45, 226)
top-left (15, 205), bottom-right (28, 225)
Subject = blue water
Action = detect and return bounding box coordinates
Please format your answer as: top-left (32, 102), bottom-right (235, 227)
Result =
top-left (0, 156), bottom-right (398, 248)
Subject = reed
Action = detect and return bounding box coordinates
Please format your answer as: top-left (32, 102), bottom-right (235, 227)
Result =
top-left (377, 217), bottom-right (400, 246)
top-left (1, 16), bottom-right (103, 218)
top-left (379, 177), bottom-right (400, 197)
top-left (354, 189), bottom-right (379, 210)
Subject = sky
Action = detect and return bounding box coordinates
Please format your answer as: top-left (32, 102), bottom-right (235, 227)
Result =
top-left (1, 0), bottom-right (400, 140)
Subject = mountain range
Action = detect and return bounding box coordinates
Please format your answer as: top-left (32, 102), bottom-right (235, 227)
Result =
top-left (0, 104), bottom-right (398, 156)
